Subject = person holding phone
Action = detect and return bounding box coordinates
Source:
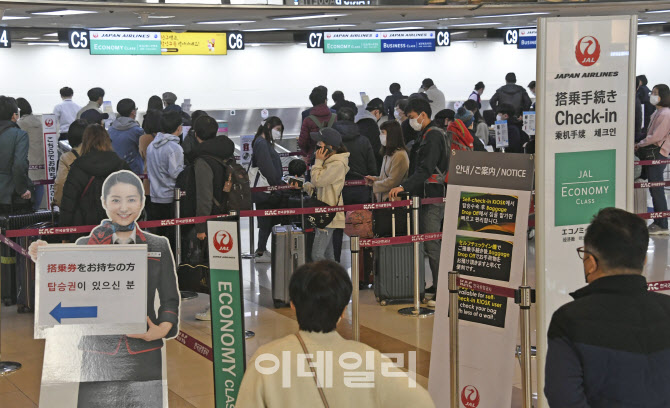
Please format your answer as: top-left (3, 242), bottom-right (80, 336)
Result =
top-left (297, 128), bottom-right (349, 262)
top-left (365, 120), bottom-right (409, 202)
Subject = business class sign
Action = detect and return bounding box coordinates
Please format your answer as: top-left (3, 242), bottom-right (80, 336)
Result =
top-left (322, 31), bottom-right (436, 53)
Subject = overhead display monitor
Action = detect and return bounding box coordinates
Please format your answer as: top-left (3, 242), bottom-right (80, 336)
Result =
top-left (89, 31), bottom-right (231, 55)
top-left (322, 31), bottom-right (436, 53)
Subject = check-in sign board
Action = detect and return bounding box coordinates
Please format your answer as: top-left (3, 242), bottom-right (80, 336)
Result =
top-left (34, 244), bottom-right (147, 339)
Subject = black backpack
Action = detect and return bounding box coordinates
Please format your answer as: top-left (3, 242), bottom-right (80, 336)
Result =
top-left (221, 159), bottom-right (252, 212)
top-left (176, 156), bottom-right (227, 218)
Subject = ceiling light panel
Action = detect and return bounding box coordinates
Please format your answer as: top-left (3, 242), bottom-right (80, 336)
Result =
top-left (376, 20), bottom-right (437, 24)
top-left (196, 20), bottom-right (256, 25)
top-left (272, 14), bottom-right (348, 21)
top-left (31, 10), bottom-right (97, 16)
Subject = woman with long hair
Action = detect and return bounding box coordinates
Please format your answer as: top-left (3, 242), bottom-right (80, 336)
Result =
top-left (636, 83), bottom-right (670, 235)
top-left (30, 170), bottom-right (179, 407)
top-left (365, 120), bottom-right (409, 202)
top-left (60, 125), bottom-right (130, 230)
top-left (250, 116), bottom-right (285, 262)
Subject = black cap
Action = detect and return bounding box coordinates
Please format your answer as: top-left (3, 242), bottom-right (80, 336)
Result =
top-left (310, 127), bottom-right (342, 147)
top-left (81, 109), bottom-right (109, 125)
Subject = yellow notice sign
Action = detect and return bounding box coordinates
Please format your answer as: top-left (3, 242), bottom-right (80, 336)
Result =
top-left (160, 32), bottom-right (227, 55)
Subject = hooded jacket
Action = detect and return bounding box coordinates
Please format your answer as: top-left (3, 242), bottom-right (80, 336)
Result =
top-left (355, 110), bottom-right (383, 174)
top-left (193, 136), bottom-right (235, 233)
top-left (306, 152), bottom-right (350, 229)
top-left (333, 120), bottom-right (377, 180)
top-left (545, 274), bottom-right (670, 408)
top-left (489, 83), bottom-right (532, 113)
top-left (0, 121), bottom-right (31, 206)
top-left (59, 150), bottom-right (130, 227)
top-left (146, 132), bottom-right (185, 203)
top-left (109, 116), bottom-right (145, 175)
top-left (331, 100), bottom-right (358, 115)
top-left (299, 104), bottom-right (335, 157)
top-left (404, 121), bottom-right (450, 198)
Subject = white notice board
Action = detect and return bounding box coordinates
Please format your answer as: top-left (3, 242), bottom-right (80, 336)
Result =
top-left (34, 244), bottom-right (148, 339)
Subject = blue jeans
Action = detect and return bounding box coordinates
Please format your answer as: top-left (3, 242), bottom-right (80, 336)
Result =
top-left (33, 184), bottom-right (45, 211)
top-left (312, 227), bottom-right (335, 262)
top-left (647, 160), bottom-right (668, 228)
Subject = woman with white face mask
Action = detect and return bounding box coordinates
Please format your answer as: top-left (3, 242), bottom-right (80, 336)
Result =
top-left (250, 116), bottom-right (286, 261)
top-left (365, 121), bottom-right (409, 202)
top-left (636, 84), bottom-right (670, 235)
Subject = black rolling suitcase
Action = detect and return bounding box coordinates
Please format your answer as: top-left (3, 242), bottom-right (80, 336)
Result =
top-left (373, 198), bottom-right (425, 306)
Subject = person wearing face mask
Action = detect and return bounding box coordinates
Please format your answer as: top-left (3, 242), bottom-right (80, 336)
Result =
top-left (384, 83), bottom-right (406, 119)
top-left (453, 107), bottom-right (483, 152)
top-left (365, 120), bottom-right (409, 202)
top-left (30, 171), bottom-right (180, 408)
top-left (545, 208), bottom-right (670, 408)
top-left (395, 98), bottom-right (417, 147)
top-left (355, 98), bottom-right (385, 174)
top-left (249, 116), bottom-right (286, 263)
top-left (635, 84), bottom-right (670, 235)
top-left (300, 128), bottom-right (350, 262)
top-left (388, 98), bottom-right (449, 306)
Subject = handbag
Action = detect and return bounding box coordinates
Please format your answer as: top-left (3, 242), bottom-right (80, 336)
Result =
top-left (345, 210), bottom-right (373, 238)
top-left (637, 142), bottom-right (665, 161)
top-left (247, 165), bottom-right (269, 189)
top-left (304, 194), bottom-right (340, 230)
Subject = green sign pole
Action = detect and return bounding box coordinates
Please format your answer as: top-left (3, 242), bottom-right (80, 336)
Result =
top-left (207, 218), bottom-right (246, 408)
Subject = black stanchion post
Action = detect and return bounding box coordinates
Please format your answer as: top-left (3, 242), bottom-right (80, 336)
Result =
top-left (0, 229), bottom-right (21, 375)
top-left (229, 209), bottom-right (255, 340)
top-left (175, 188), bottom-right (197, 301)
top-left (448, 270), bottom-right (460, 408)
top-left (350, 235), bottom-right (360, 341)
top-left (399, 196), bottom-right (434, 317)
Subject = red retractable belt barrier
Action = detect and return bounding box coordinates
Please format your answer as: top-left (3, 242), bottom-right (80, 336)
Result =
top-left (634, 159), bottom-right (670, 166)
top-left (175, 331), bottom-right (214, 362)
top-left (458, 277), bottom-right (517, 299)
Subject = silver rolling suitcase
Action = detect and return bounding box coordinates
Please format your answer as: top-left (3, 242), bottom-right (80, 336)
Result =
top-left (271, 225), bottom-right (306, 308)
top-left (634, 179), bottom-right (649, 215)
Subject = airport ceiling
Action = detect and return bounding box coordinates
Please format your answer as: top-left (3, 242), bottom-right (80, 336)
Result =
top-left (0, 0), bottom-right (669, 44)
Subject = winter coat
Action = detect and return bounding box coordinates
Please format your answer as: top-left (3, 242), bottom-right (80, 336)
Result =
top-left (193, 136), bottom-right (235, 233)
top-left (638, 84), bottom-right (655, 132)
top-left (404, 121), bottom-right (450, 198)
top-left (333, 120), bottom-right (376, 180)
top-left (373, 149), bottom-right (409, 202)
top-left (109, 116), bottom-right (145, 175)
top-left (59, 150), bottom-right (130, 227)
top-left (53, 146), bottom-right (81, 207)
top-left (489, 84), bottom-right (532, 114)
top-left (164, 104), bottom-right (192, 126)
top-left (401, 119), bottom-right (419, 147)
top-left (355, 110), bottom-right (383, 174)
top-left (146, 132), bottom-right (185, 203)
top-left (298, 104), bottom-right (335, 157)
top-left (17, 114), bottom-right (46, 180)
top-left (304, 152), bottom-right (349, 229)
top-left (545, 275), bottom-right (670, 408)
top-left (495, 118), bottom-right (529, 154)
top-left (0, 121), bottom-right (31, 206)
top-left (250, 136), bottom-right (283, 204)
top-left (76, 101), bottom-right (101, 119)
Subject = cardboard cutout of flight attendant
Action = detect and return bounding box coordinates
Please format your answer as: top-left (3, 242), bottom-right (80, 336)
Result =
top-left (31, 170), bottom-right (180, 408)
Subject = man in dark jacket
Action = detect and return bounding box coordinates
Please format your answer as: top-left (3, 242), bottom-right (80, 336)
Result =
top-left (299, 86), bottom-right (336, 158)
top-left (162, 91), bottom-right (191, 126)
top-left (355, 98), bottom-right (384, 174)
top-left (495, 104), bottom-right (529, 153)
top-left (384, 83), bottom-right (406, 119)
top-left (0, 96), bottom-right (32, 213)
top-left (389, 98), bottom-right (448, 305)
top-left (192, 116), bottom-right (235, 241)
top-left (330, 91), bottom-right (358, 115)
top-left (545, 207), bottom-right (670, 408)
top-left (489, 72), bottom-right (532, 114)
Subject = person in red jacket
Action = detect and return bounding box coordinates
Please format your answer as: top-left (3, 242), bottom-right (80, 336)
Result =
top-left (298, 86), bottom-right (336, 158)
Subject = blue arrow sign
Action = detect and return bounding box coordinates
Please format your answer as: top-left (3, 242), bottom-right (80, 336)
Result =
top-left (50, 302), bottom-right (98, 323)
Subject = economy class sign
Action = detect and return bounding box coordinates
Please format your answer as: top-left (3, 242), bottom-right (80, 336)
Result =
top-left (160, 32), bottom-right (227, 55)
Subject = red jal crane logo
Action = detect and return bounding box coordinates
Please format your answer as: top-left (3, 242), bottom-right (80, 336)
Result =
top-left (461, 385), bottom-right (480, 408)
top-left (213, 230), bottom-right (233, 254)
top-left (44, 119), bottom-right (54, 127)
top-left (575, 36), bottom-right (600, 67)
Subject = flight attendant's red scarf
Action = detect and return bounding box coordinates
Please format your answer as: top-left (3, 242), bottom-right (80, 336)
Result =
top-left (86, 221), bottom-right (147, 245)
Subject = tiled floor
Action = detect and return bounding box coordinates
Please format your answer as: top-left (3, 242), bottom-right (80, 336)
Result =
top-left (1, 216), bottom-right (668, 407)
